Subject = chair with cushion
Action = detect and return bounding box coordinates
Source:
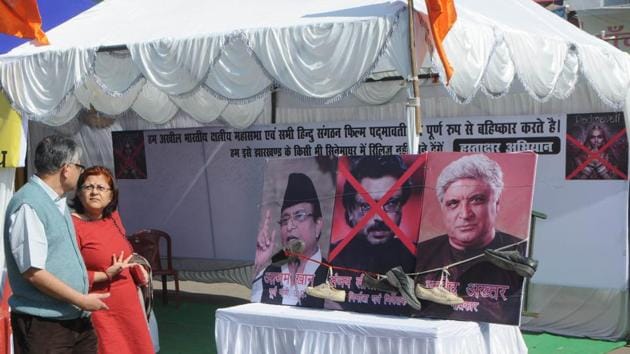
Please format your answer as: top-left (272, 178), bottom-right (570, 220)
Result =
top-left (128, 229), bottom-right (180, 304)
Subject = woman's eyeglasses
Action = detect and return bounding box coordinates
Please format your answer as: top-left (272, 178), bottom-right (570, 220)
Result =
top-left (80, 184), bottom-right (111, 193)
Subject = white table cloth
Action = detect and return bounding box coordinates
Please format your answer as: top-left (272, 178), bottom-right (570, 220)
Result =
top-left (215, 303), bottom-right (527, 354)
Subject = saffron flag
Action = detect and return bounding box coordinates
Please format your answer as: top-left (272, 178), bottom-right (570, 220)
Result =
top-left (425, 0), bottom-right (457, 82)
top-left (0, 0), bottom-right (49, 45)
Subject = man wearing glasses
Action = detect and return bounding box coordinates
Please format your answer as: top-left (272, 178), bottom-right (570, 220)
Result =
top-left (4, 135), bottom-right (109, 354)
top-left (252, 172), bottom-right (328, 308)
top-left (329, 156), bottom-right (417, 314)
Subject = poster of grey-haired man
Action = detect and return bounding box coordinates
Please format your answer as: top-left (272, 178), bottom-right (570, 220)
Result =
top-left (415, 152), bottom-right (537, 325)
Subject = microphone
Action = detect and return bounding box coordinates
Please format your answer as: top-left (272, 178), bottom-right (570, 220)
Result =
top-left (286, 239), bottom-right (305, 255)
top-left (270, 239), bottom-right (305, 266)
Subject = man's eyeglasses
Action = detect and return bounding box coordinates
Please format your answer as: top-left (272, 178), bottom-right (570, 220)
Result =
top-left (356, 197), bottom-right (402, 215)
top-left (68, 163), bottom-right (85, 172)
top-left (278, 210), bottom-right (314, 226)
top-left (80, 184), bottom-right (111, 193)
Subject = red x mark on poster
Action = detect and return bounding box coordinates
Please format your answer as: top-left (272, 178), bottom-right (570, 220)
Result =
top-left (328, 155), bottom-right (426, 261)
top-left (566, 128), bottom-right (627, 179)
top-left (114, 139), bottom-right (147, 178)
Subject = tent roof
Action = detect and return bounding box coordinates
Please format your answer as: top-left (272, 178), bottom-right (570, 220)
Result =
top-left (0, 0), bottom-right (628, 128)
top-left (0, 0), bottom-right (406, 56)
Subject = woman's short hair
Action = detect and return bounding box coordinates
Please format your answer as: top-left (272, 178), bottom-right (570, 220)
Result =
top-left (71, 166), bottom-right (119, 218)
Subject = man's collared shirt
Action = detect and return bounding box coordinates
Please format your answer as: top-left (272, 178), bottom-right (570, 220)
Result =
top-left (8, 175), bottom-right (68, 273)
top-left (278, 248), bottom-right (322, 305)
top-left (251, 248), bottom-right (322, 304)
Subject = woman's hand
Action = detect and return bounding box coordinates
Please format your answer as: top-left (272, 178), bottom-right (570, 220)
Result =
top-left (105, 251), bottom-right (134, 279)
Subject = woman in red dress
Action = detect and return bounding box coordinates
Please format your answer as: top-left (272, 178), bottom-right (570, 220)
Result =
top-left (71, 166), bottom-right (154, 354)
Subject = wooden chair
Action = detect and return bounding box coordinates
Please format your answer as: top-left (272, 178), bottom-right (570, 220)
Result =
top-left (128, 229), bottom-right (180, 304)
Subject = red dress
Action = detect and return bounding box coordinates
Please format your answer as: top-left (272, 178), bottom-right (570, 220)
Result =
top-left (73, 211), bottom-right (154, 354)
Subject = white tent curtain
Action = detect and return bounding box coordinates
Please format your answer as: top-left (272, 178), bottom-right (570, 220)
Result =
top-left (0, 0), bottom-right (412, 128)
top-left (26, 95), bottom-right (273, 173)
top-left (413, 0), bottom-right (630, 111)
top-left (276, 78), bottom-right (614, 123)
top-left (26, 77), bottom-right (614, 178)
top-left (1, 0), bottom-right (629, 130)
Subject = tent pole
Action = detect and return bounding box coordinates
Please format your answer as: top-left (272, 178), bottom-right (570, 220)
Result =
top-left (407, 0), bottom-right (422, 135)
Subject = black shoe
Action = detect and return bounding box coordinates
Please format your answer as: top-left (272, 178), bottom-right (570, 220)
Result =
top-left (270, 239), bottom-right (305, 266)
top-left (362, 273), bottom-right (397, 292)
top-left (385, 267), bottom-right (422, 310)
top-left (484, 249), bottom-right (538, 278)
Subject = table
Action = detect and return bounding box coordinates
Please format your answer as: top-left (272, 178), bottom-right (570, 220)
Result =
top-left (215, 303), bottom-right (527, 354)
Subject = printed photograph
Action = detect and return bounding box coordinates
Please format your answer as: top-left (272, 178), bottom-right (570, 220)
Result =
top-left (327, 155), bottom-right (426, 315)
top-left (565, 112), bottom-right (628, 180)
top-left (250, 156), bottom-right (337, 308)
top-left (415, 152), bottom-right (537, 325)
top-left (112, 131), bottom-right (148, 179)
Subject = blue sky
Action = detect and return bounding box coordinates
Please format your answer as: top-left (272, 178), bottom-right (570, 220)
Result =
top-left (0, 0), bottom-right (98, 54)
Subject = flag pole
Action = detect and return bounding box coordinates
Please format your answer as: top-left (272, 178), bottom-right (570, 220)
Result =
top-left (407, 0), bottom-right (422, 136)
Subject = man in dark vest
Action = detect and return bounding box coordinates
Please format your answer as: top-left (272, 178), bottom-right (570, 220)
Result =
top-left (252, 172), bottom-right (328, 308)
top-left (4, 135), bottom-right (109, 353)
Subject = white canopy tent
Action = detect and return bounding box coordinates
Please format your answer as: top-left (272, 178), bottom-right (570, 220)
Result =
top-left (1, 0), bottom-right (629, 126)
top-left (1, 0), bottom-right (630, 341)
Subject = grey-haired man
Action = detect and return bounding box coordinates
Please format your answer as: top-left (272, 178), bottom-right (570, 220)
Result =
top-left (4, 135), bottom-right (109, 353)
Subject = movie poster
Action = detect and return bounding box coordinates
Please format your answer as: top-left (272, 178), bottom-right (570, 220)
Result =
top-left (415, 152), bottom-right (537, 325)
top-left (112, 131), bottom-right (147, 179)
top-left (327, 155), bottom-right (425, 315)
top-left (565, 112), bottom-right (628, 180)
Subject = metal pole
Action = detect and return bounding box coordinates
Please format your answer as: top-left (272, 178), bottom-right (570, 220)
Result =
top-left (407, 0), bottom-right (423, 135)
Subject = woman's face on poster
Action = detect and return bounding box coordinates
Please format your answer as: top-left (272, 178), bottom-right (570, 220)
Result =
top-left (587, 128), bottom-right (605, 150)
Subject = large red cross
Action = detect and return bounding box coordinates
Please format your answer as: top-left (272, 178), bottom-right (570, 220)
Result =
top-left (566, 128), bottom-right (627, 180)
top-left (328, 155), bottom-right (426, 261)
top-left (114, 140), bottom-right (147, 178)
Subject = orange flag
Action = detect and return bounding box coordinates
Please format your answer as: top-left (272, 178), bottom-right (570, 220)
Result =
top-left (425, 0), bottom-right (457, 82)
top-left (0, 0), bottom-right (49, 45)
